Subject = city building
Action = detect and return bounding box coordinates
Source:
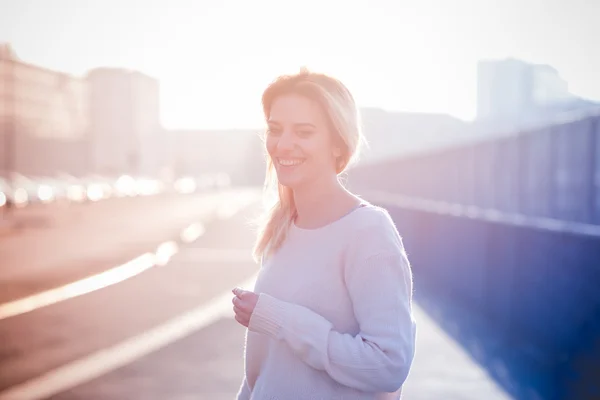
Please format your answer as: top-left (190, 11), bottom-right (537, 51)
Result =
top-left (1, 44), bottom-right (166, 179)
top-left (477, 58), bottom-right (576, 120)
top-left (165, 129), bottom-right (265, 185)
top-left (0, 43), bottom-right (90, 177)
top-left (477, 58), bottom-right (535, 121)
top-left (357, 107), bottom-right (472, 165)
top-left (476, 58), bottom-right (597, 133)
top-left (87, 68), bottom-right (163, 177)
top-left (532, 64), bottom-right (570, 107)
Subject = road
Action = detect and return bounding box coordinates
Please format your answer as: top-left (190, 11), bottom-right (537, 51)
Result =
top-left (0, 188), bottom-right (511, 400)
top-left (0, 190), bottom-right (247, 303)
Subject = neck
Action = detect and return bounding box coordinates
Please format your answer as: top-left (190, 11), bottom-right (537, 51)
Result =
top-left (292, 175), bottom-right (355, 228)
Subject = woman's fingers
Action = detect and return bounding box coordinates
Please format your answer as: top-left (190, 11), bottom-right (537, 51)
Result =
top-left (232, 287), bottom-right (257, 328)
top-left (233, 304), bottom-right (246, 316)
top-left (233, 303), bottom-right (250, 327)
top-left (233, 296), bottom-right (251, 326)
top-left (232, 292), bottom-right (253, 312)
top-left (234, 313), bottom-right (248, 327)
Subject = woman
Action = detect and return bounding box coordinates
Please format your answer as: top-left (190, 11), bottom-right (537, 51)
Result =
top-left (232, 68), bottom-right (417, 399)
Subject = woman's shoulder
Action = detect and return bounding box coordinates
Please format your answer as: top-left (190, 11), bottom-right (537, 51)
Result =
top-left (347, 201), bottom-right (398, 233)
top-left (342, 202), bottom-right (405, 256)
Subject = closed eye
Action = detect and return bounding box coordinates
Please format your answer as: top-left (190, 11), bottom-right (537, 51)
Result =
top-left (267, 127), bottom-right (282, 136)
top-left (296, 130), bottom-right (314, 138)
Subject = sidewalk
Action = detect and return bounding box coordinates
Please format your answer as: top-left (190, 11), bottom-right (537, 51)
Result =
top-left (402, 304), bottom-right (512, 399)
top-left (97, 298), bottom-right (513, 399)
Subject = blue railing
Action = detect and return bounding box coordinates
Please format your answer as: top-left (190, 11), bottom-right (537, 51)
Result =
top-left (350, 110), bottom-right (600, 225)
top-left (348, 111), bottom-right (600, 400)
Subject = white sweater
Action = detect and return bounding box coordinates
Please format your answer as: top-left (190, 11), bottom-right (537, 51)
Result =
top-left (237, 203), bottom-right (417, 399)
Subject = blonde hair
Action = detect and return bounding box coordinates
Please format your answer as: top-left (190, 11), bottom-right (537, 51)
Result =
top-left (252, 68), bottom-right (365, 263)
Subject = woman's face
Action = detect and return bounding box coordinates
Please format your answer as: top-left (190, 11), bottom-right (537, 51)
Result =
top-left (266, 93), bottom-right (340, 190)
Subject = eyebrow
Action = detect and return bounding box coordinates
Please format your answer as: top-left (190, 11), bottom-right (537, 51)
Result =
top-left (267, 120), bottom-right (316, 129)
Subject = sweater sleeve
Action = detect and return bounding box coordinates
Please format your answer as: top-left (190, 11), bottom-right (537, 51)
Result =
top-left (248, 217), bottom-right (417, 393)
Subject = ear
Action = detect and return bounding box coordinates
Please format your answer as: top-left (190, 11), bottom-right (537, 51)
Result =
top-left (332, 146), bottom-right (342, 158)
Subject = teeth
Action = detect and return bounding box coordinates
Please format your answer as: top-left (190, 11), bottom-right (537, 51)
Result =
top-left (278, 158), bottom-right (304, 166)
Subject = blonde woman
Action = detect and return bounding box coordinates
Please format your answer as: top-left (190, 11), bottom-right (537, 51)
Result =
top-left (232, 69), bottom-right (417, 399)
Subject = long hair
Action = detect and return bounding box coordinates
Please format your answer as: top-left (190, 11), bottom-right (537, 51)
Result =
top-left (252, 68), bottom-right (365, 263)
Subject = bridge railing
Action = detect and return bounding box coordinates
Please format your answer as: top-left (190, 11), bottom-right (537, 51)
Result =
top-left (350, 110), bottom-right (600, 226)
top-left (347, 111), bottom-right (600, 400)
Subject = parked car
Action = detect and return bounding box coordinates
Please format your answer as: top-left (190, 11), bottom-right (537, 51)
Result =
top-left (0, 175), bottom-right (30, 208)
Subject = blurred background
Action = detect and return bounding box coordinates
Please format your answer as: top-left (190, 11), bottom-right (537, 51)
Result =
top-left (0, 1), bottom-right (599, 399)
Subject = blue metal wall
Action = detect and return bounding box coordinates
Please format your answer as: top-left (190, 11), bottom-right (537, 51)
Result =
top-left (351, 112), bottom-right (600, 224)
top-left (348, 111), bottom-right (600, 399)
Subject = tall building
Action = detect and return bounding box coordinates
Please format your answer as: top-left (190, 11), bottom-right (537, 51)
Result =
top-left (0, 43), bottom-right (90, 176)
top-left (477, 59), bottom-right (535, 121)
top-left (532, 64), bottom-right (570, 106)
top-left (0, 43), bottom-right (18, 60)
top-left (87, 68), bottom-right (163, 176)
top-left (0, 46), bottom-right (89, 141)
top-left (1, 44), bottom-right (165, 178)
top-left (476, 58), bottom-right (573, 122)
top-left (475, 58), bottom-right (599, 136)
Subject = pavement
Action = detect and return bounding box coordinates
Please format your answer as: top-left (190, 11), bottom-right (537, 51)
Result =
top-left (0, 188), bottom-right (513, 399)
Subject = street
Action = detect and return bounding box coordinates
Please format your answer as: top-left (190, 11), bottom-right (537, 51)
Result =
top-left (0, 188), bottom-right (510, 400)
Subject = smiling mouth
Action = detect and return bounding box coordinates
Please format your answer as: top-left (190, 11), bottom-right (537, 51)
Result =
top-left (276, 158), bottom-right (305, 167)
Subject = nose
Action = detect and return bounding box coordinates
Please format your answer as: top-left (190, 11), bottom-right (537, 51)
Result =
top-left (276, 131), bottom-right (296, 153)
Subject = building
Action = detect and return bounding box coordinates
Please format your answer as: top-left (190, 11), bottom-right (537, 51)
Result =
top-left (0, 45), bottom-right (89, 141)
top-left (476, 58), bottom-right (598, 133)
top-left (477, 58), bottom-right (575, 121)
top-left (87, 68), bottom-right (163, 177)
top-left (477, 58), bottom-right (536, 121)
top-left (532, 64), bottom-right (570, 106)
top-left (0, 43), bottom-right (90, 177)
top-left (166, 129), bottom-right (265, 185)
top-left (1, 44), bottom-right (168, 179)
top-left (357, 108), bottom-right (472, 165)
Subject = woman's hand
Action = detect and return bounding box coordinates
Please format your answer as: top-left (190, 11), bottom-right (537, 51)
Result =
top-left (232, 287), bottom-right (259, 327)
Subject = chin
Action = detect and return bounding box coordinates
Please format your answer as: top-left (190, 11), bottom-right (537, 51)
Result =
top-left (274, 170), bottom-right (307, 190)
top-left (275, 176), bottom-right (304, 189)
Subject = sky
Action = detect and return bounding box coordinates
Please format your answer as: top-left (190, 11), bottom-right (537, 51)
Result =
top-left (0, 0), bottom-right (598, 129)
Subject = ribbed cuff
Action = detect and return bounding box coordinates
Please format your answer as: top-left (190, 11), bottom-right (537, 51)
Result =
top-left (248, 293), bottom-right (286, 339)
